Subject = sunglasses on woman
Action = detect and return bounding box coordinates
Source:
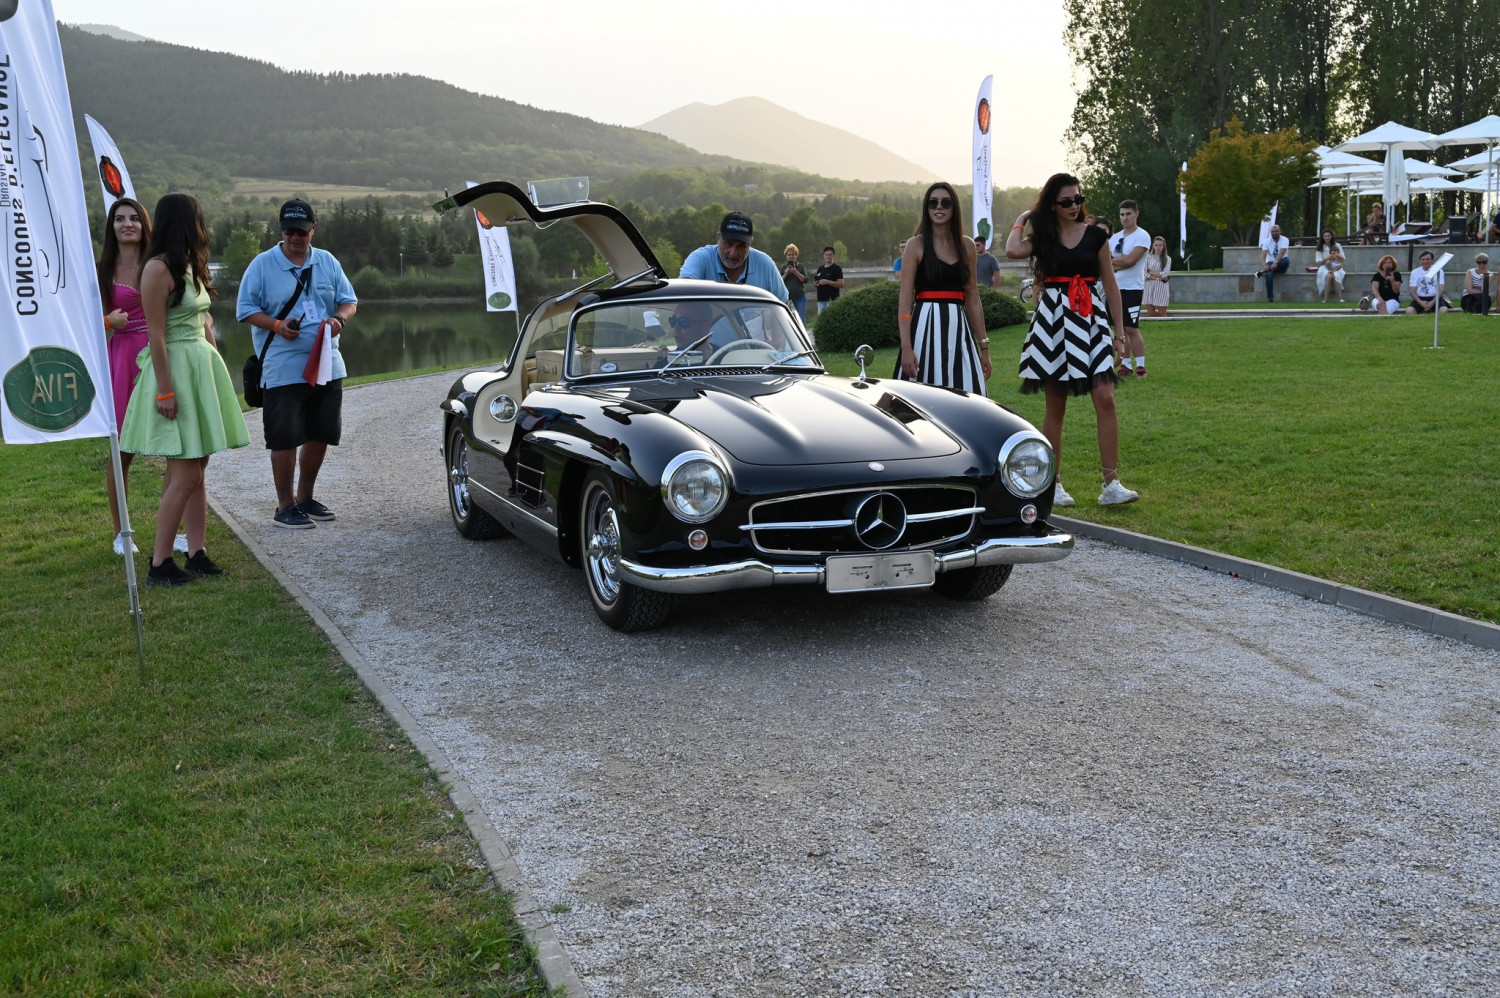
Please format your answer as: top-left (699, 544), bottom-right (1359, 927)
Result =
top-left (1055, 196), bottom-right (1087, 208)
top-left (927, 197), bottom-right (954, 210)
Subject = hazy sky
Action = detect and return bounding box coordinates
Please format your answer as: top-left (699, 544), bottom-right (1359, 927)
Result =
top-left (52, 0), bottom-right (1075, 191)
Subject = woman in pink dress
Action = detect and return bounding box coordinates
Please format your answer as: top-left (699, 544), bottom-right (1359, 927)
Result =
top-left (99, 197), bottom-right (152, 555)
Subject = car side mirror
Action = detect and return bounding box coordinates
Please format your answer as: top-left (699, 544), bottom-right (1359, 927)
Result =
top-left (854, 344), bottom-right (873, 385)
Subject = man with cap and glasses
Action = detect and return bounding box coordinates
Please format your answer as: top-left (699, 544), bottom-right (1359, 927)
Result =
top-left (679, 211), bottom-right (790, 303)
top-left (236, 199), bottom-right (358, 530)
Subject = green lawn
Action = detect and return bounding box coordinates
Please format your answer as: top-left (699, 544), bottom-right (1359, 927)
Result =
top-left (0, 442), bottom-right (552, 995)
top-left (825, 312), bottom-right (1500, 623)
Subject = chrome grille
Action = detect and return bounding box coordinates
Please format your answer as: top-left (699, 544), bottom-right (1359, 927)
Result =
top-left (745, 485), bottom-right (980, 555)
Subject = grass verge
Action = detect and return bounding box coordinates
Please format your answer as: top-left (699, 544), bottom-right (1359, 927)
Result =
top-left (824, 312), bottom-right (1500, 623)
top-left (0, 441), bottom-right (554, 996)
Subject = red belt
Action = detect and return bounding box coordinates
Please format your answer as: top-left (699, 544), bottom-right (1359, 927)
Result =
top-left (1045, 276), bottom-right (1097, 317)
top-left (916, 290), bottom-right (966, 302)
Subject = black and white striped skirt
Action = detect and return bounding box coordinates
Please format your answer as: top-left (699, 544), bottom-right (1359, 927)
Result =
top-left (892, 299), bottom-right (986, 393)
top-left (1018, 285), bottom-right (1118, 396)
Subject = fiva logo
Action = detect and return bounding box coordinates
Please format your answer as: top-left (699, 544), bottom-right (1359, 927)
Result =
top-left (3, 346), bottom-right (97, 431)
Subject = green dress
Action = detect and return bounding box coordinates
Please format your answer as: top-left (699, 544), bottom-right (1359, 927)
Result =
top-left (119, 276), bottom-right (250, 458)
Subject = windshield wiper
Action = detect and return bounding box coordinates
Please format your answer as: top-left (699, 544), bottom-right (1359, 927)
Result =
top-left (660, 334), bottom-right (713, 373)
top-left (760, 349), bottom-right (820, 371)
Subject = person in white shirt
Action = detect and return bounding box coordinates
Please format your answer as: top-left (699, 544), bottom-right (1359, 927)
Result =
top-left (1109, 200), bottom-right (1151, 376)
top-left (1406, 250), bottom-right (1451, 314)
top-left (1314, 229), bottom-right (1345, 302)
top-left (1257, 224), bottom-right (1290, 301)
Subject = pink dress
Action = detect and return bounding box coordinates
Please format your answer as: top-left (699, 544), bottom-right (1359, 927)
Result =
top-left (106, 284), bottom-right (149, 435)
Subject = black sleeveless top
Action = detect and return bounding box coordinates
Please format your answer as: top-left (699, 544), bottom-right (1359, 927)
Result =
top-left (1041, 225), bottom-right (1106, 279)
top-left (915, 255), bottom-right (968, 293)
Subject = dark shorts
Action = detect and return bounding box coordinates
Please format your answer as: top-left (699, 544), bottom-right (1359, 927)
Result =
top-left (1118, 288), bottom-right (1143, 327)
top-left (262, 380), bottom-right (343, 450)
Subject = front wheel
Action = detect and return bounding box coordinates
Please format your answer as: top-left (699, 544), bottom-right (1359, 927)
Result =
top-left (580, 471), bottom-right (673, 632)
top-left (933, 563), bottom-right (1013, 601)
top-left (447, 424), bottom-right (505, 539)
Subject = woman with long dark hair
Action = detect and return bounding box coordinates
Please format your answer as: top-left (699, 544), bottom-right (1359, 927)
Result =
top-left (1004, 173), bottom-right (1137, 507)
top-left (98, 197), bottom-right (153, 554)
top-left (894, 181), bottom-right (990, 391)
top-left (1314, 229), bottom-right (1345, 301)
top-left (118, 194), bottom-right (250, 585)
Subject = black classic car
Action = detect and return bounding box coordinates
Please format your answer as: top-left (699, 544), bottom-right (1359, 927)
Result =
top-left (433, 182), bottom-right (1072, 631)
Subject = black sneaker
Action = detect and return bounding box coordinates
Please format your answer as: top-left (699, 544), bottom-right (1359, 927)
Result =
top-left (146, 557), bottom-right (195, 587)
top-left (185, 549), bottom-right (225, 576)
top-left (273, 504), bottom-right (316, 529)
top-left (296, 497), bottom-right (336, 521)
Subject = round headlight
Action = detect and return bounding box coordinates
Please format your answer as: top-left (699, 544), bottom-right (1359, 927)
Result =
top-left (998, 432), bottom-right (1055, 497)
top-left (662, 452), bottom-right (729, 523)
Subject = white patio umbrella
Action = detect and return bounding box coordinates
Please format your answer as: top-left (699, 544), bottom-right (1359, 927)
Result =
top-left (1313, 156), bottom-right (1382, 235)
top-left (1409, 177), bottom-right (1459, 222)
top-left (1426, 115), bottom-right (1500, 242)
top-left (1335, 121), bottom-right (1437, 231)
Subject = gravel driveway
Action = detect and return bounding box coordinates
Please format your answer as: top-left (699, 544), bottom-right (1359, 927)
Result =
top-left (209, 371), bottom-right (1499, 998)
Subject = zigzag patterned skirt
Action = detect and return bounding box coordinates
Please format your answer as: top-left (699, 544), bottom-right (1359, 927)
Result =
top-left (892, 299), bottom-right (986, 393)
top-left (1018, 285), bottom-right (1119, 396)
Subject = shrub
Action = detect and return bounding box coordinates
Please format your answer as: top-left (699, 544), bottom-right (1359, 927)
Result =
top-left (813, 280), bottom-right (1027, 352)
top-left (351, 265), bottom-right (389, 299)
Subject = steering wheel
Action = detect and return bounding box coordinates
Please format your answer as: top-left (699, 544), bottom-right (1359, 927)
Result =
top-left (706, 339), bottom-right (777, 365)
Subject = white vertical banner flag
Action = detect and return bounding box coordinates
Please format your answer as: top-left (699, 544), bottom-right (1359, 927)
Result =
top-left (970, 76), bottom-right (994, 245)
top-left (0, 0), bottom-right (115, 444)
top-left (466, 180), bottom-right (518, 312)
top-left (83, 113), bottom-right (134, 208)
top-left (1178, 161), bottom-right (1188, 259)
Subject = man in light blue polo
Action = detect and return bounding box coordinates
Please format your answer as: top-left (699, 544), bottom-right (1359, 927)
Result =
top-left (679, 211), bottom-right (789, 302)
top-left (237, 199), bottom-right (358, 529)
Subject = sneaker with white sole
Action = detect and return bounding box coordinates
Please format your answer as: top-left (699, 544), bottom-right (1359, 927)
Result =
top-left (1053, 482), bottom-right (1075, 507)
top-left (174, 533), bottom-right (190, 553)
top-left (1098, 480), bottom-right (1140, 506)
top-left (113, 532), bottom-right (139, 556)
top-left (296, 497), bottom-right (336, 521)
top-left (273, 504), bottom-right (316, 529)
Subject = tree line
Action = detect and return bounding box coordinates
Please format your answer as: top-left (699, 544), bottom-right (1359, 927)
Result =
top-left (1062, 0), bottom-right (1500, 255)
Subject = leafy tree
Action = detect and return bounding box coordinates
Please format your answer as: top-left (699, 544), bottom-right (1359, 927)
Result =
top-left (429, 231), bottom-right (455, 268)
top-left (1184, 118), bottom-right (1317, 245)
top-left (217, 229), bottom-right (263, 285)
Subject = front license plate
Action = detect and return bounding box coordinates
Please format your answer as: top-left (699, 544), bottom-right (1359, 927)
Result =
top-left (825, 551), bottom-right (936, 593)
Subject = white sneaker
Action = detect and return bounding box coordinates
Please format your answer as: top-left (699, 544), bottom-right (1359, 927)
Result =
top-left (113, 532), bottom-right (139, 556)
top-left (1098, 480), bottom-right (1139, 506)
top-left (174, 533), bottom-right (190, 554)
top-left (1053, 482), bottom-right (1075, 507)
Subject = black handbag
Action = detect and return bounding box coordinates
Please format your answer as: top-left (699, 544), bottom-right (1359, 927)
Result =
top-left (242, 265), bottom-right (312, 407)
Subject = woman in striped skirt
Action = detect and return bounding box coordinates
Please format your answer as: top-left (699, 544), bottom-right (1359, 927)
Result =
top-left (895, 181), bottom-right (990, 392)
top-left (1004, 173), bottom-right (1138, 507)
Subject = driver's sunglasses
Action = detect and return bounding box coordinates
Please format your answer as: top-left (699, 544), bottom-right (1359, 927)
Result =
top-left (668, 316), bottom-right (703, 329)
top-left (927, 197), bottom-right (954, 210)
top-left (1055, 196), bottom-right (1087, 208)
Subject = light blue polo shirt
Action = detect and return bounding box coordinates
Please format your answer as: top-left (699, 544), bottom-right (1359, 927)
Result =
top-left (679, 243), bottom-right (790, 301)
top-left (237, 244), bottom-right (358, 388)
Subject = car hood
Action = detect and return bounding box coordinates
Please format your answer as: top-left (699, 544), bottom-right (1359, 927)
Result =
top-left (605, 376), bottom-right (965, 466)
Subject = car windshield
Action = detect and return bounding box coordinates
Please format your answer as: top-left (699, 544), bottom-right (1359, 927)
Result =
top-left (565, 300), bottom-right (817, 379)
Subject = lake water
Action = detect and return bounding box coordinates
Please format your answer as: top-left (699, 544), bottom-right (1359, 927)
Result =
top-left (210, 300), bottom-right (519, 379)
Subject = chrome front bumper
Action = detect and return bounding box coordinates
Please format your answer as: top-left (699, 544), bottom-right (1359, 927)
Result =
top-left (618, 530), bottom-right (1074, 594)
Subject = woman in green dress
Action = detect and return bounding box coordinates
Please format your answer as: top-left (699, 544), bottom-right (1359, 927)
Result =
top-left (119, 194), bottom-right (250, 586)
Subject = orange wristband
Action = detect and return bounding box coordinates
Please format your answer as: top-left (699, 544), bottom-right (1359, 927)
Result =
top-left (156, 392), bottom-right (175, 400)
top-left (899, 313), bottom-right (912, 320)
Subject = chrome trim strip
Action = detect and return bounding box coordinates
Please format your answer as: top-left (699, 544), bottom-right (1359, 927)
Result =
top-left (906, 505), bottom-right (986, 523)
top-left (470, 481), bottom-right (559, 537)
top-left (738, 518), bottom-right (855, 532)
top-left (617, 531), bottom-right (1073, 593)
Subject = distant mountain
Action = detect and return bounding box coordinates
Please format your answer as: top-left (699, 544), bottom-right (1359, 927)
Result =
top-left (73, 23), bottom-right (150, 42)
top-left (638, 98), bottom-right (937, 185)
top-left (57, 26), bottom-right (738, 195)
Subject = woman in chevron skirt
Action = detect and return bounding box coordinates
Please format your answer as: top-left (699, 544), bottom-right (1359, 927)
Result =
top-left (1004, 173), bottom-right (1138, 507)
top-left (894, 181), bottom-right (991, 392)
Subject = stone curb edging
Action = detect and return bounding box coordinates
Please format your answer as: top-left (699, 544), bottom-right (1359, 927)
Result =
top-left (1053, 514), bottom-right (1500, 652)
top-left (205, 493), bottom-right (588, 997)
